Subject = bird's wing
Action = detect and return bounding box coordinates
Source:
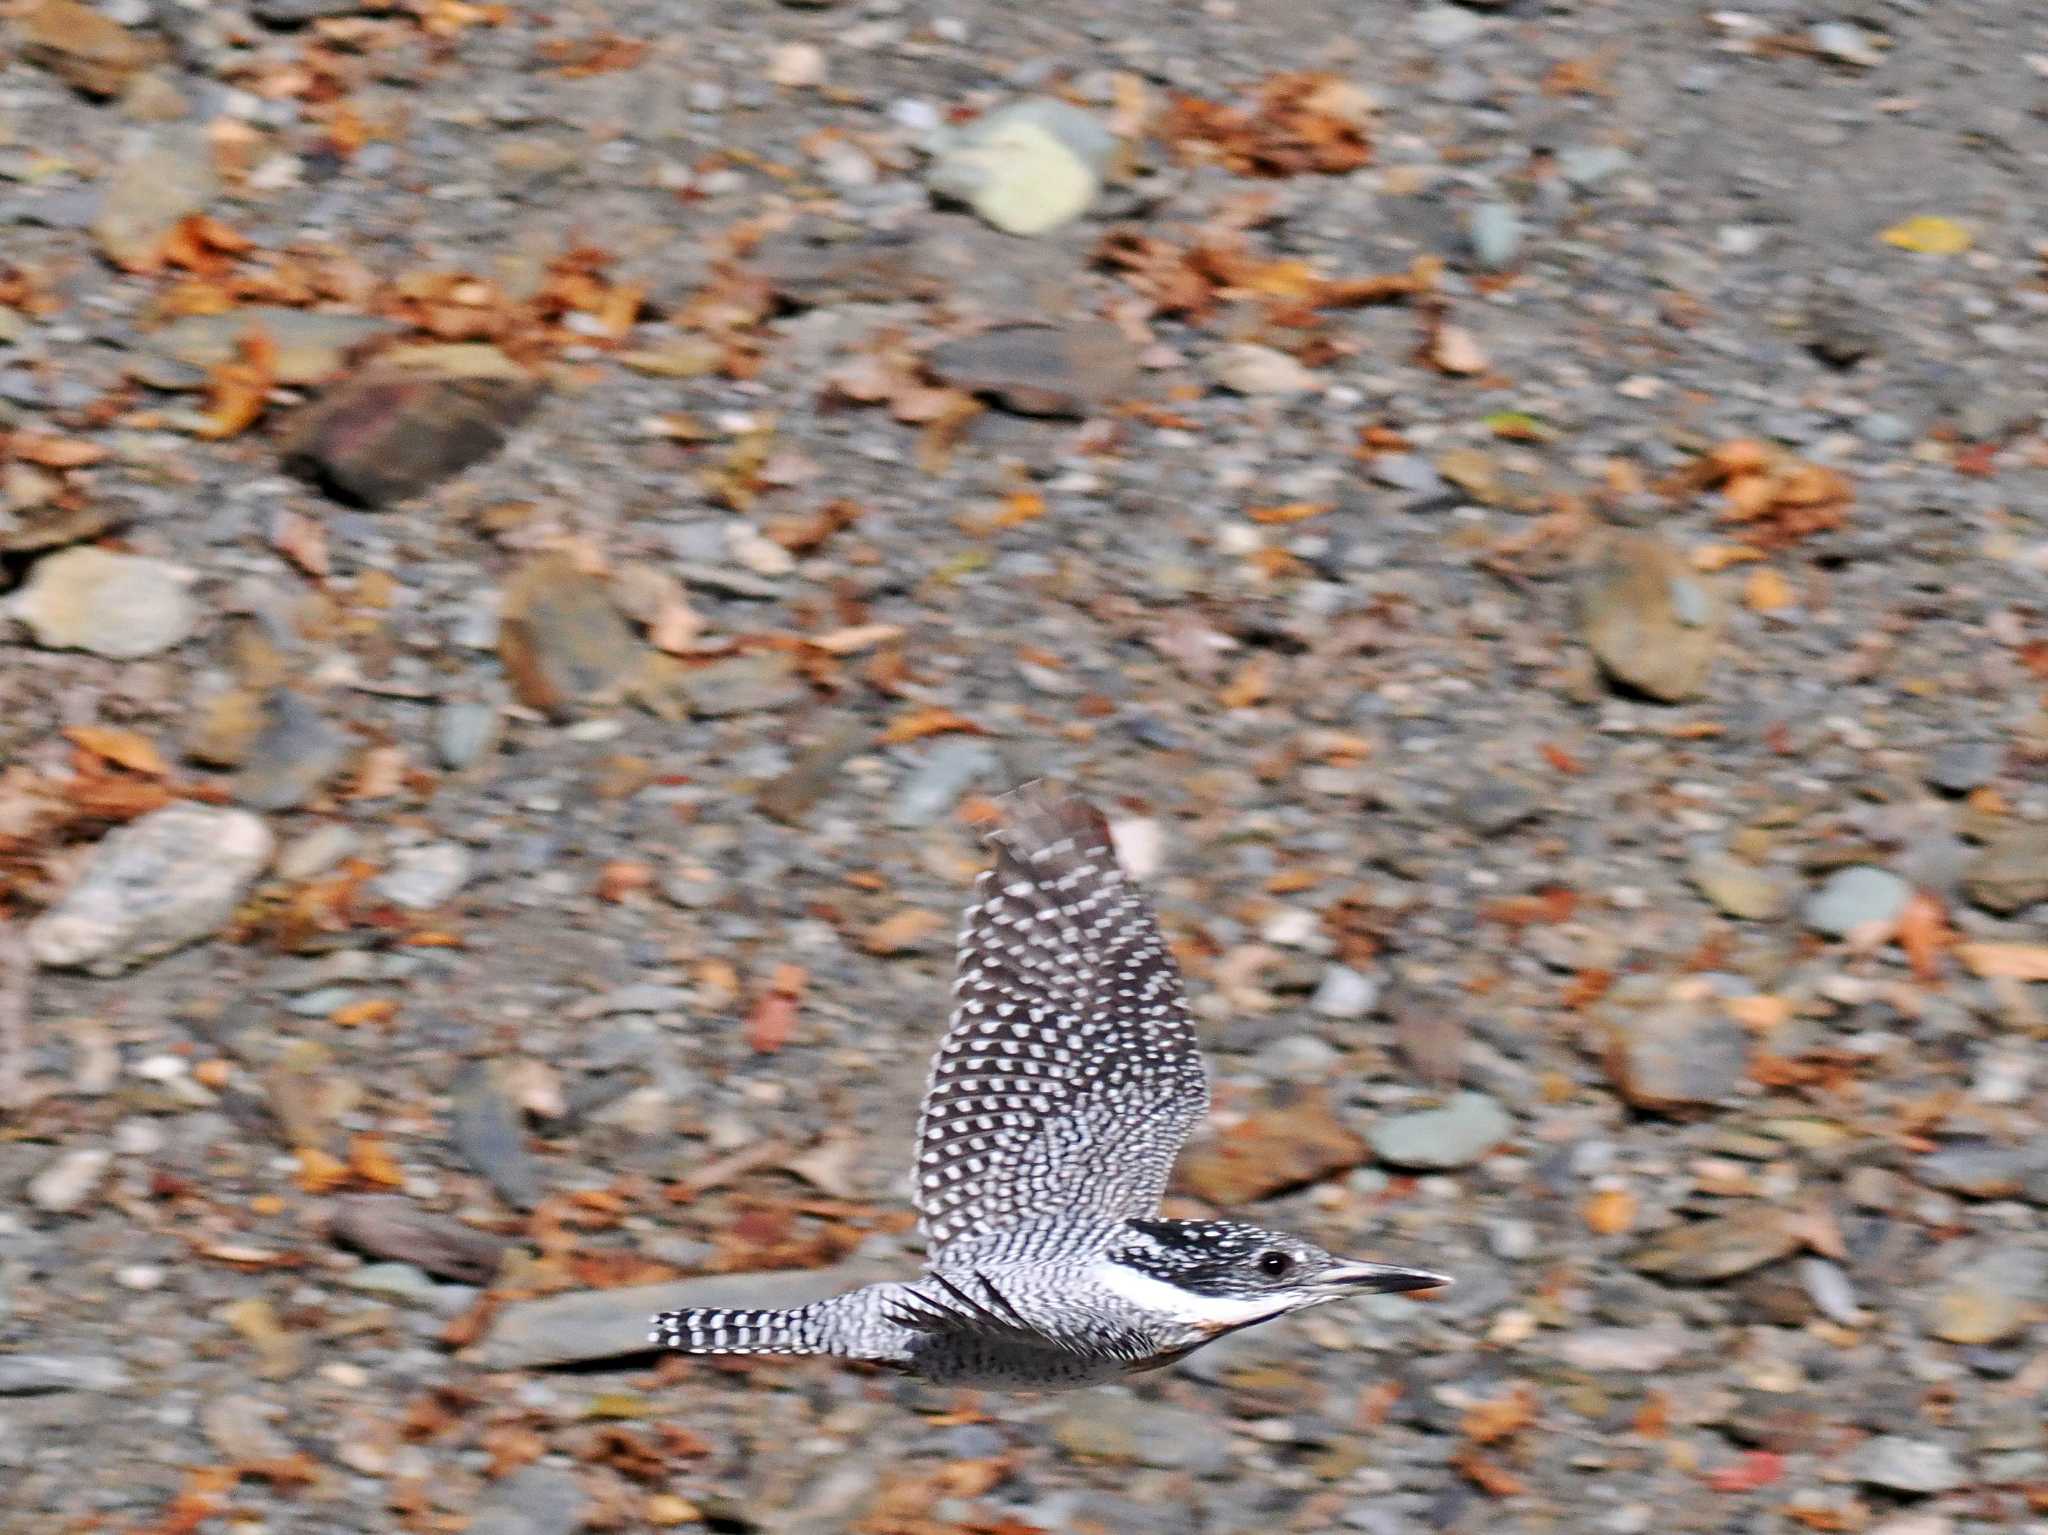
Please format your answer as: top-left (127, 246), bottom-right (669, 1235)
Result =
top-left (912, 785), bottom-right (1209, 1253)
top-left (884, 1271), bottom-right (1156, 1365)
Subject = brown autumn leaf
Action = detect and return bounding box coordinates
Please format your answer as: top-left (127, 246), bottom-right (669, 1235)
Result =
top-left (746, 990), bottom-right (798, 1054)
top-left (270, 508), bottom-right (329, 578)
top-left (1246, 501), bottom-right (1332, 525)
top-left (1461, 1385), bottom-right (1538, 1444)
top-left (195, 328), bottom-right (278, 440)
top-left (1895, 891), bottom-right (1951, 982)
top-left (1954, 942), bottom-right (2048, 982)
top-left (1426, 322), bottom-right (1489, 376)
top-left (330, 997), bottom-right (397, 1029)
top-left (1453, 1448), bottom-right (1528, 1498)
top-left (10, 434), bottom-right (109, 469)
top-left (349, 745), bottom-right (405, 800)
top-left (879, 706), bottom-right (986, 746)
top-left (63, 725), bottom-right (169, 777)
top-left (1219, 652), bottom-right (1275, 709)
top-left (863, 908), bottom-right (942, 956)
top-left (595, 859), bottom-right (653, 903)
top-left (1163, 72), bottom-right (1374, 178)
top-left (348, 1134), bottom-right (405, 1189)
top-left (1582, 1186), bottom-right (1638, 1235)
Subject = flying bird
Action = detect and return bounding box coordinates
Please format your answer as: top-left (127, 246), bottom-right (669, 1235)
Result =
top-left (652, 786), bottom-right (1449, 1388)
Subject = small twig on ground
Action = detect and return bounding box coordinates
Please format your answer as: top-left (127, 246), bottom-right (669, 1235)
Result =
top-left (0, 924), bottom-right (29, 1112)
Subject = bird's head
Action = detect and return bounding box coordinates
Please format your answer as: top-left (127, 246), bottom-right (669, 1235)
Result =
top-left (1103, 1218), bottom-right (1451, 1336)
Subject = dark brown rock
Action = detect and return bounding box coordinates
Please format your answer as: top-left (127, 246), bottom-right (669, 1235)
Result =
top-left (329, 1195), bottom-right (508, 1284)
top-left (1963, 821), bottom-right (2048, 915)
top-left (926, 321), bottom-right (1142, 418)
top-left (281, 361), bottom-right (543, 507)
top-left (497, 555), bottom-right (643, 720)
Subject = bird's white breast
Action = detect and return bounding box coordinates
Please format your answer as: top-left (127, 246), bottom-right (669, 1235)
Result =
top-left (1089, 1260), bottom-right (1290, 1330)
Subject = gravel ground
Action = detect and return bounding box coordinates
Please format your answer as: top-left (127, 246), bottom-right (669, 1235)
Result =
top-left (2, 1), bottom-right (2046, 1531)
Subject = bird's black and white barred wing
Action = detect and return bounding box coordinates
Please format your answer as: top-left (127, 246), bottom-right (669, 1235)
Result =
top-left (913, 786), bottom-right (1209, 1252)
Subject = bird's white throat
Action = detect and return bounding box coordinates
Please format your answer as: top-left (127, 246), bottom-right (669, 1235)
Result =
top-left (1091, 1259), bottom-right (1294, 1329)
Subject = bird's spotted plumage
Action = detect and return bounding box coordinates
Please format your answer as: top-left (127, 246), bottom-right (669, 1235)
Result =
top-left (651, 785), bottom-right (1450, 1388)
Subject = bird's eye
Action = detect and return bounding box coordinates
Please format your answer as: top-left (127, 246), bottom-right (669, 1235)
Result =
top-left (1257, 1250), bottom-right (1292, 1277)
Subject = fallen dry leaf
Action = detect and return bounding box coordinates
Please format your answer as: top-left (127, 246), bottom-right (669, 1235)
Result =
top-left (1879, 215), bottom-right (1972, 255)
top-left (1163, 72), bottom-right (1374, 178)
top-left (1583, 1186), bottom-right (1639, 1235)
top-left (862, 908), bottom-right (942, 956)
top-left (1954, 942), bottom-right (2048, 982)
top-left (1895, 891), bottom-right (1952, 983)
top-left (879, 706), bottom-right (987, 746)
top-left (63, 725), bottom-right (169, 777)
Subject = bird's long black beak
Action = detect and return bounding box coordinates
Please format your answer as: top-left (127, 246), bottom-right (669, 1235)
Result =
top-left (1319, 1261), bottom-right (1453, 1294)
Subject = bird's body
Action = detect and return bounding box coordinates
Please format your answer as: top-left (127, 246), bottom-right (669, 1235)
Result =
top-left (652, 787), bottom-right (1448, 1389)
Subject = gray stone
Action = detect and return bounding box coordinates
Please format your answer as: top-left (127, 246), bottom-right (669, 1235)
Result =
top-left (1367, 1092), bottom-right (1510, 1170)
top-left (1369, 453), bottom-right (1444, 496)
top-left (0, 1354), bottom-right (130, 1395)
top-left (1311, 964), bottom-right (1379, 1020)
top-left (1049, 1392), bottom-right (1233, 1473)
top-left (927, 322), bottom-right (1139, 418)
top-left (91, 130), bottom-right (217, 268)
top-left (1859, 412), bottom-right (1913, 445)
top-left (1918, 1144), bottom-right (2035, 1199)
top-left (234, 689), bottom-right (349, 812)
top-left (1551, 1326), bottom-right (1690, 1373)
top-left (1803, 866), bottom-right (1911, 937)
top-left (1962, 822), bottom-right (2048, 915)
top-left (1688, 848), bottom-right (1788, 920)
top-left (1558, 146), bottom-right (1632, 188)
top-left (1924, 740), bottom-right (1998, 795)
top-left (5, 547), bottom-right (197, 658)
top-left (435, 698), bottom-right (501, 770)
top-left (1580, 530), bottom-right (1722, 702)
top-left (25, 1147), bottom-right (111, 1212)
top-left (656, 652), bottom-right (803, 719)
top-left (1922, 1247), bottom-right (2044, 1346)
top-left (28, 804), bottom-right (273, 975)
top-left (374, 843), bottom-right (471, 911)
top-left (463, 1257), bottom-right (893, 1368)
top-left (1849, 1436), bottom-right (1966, 1495)
top-left (467, 1464), bottom-right (589, 1535)
top-left (1467, 201), bottom-right (1522, 270)
top-left (1606, 1002), bottom-right (1747, 1111)
top-left (1414, 5), bottom-right (1484, 48)
top-left (891, 738), bottom-right (997, 828)
top-left (451, 1062), bottom-right (541, 1211)
top-left (1208, 342), bottom-right (1318, 397)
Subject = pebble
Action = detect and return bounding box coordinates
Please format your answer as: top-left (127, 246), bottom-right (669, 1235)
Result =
top-left (1797, 1257), bottom-right (1862, 1325)
top-left (28, 804), bottom-right (273, 975)
top-left (435, 697), bottom-right (501, 770)
top-left (373, 843), bottom-right (471, 910)
top-left (647, 652), bottom-right (803, 719)
top-left (1917, 1144), bottom-right (2034, 1199)
top-left (1923, 1247), bottom-right (2041, 1346)
top-left (1802, 866), bottom-right (1911, 938)
top-left (1311, 964), bottom-right (1379, 1019)
top-left (1860, 412), bottom-right (1913, 445)
top-left (1551, 1326), bottom-right (1690, 1373)
top-left (497, 554), bottom-right (643, 720)
top-left (1254, 1033), bottom-right (1341, 1082)
top-left (5, 547), bottom-right (197, 658)
top-left (1049, 1394), bottom-right (1232, 1473)
top-left (466, 1258), bottom-right (892, 1369)
top-left (1369, 453), bottom-right (1445, 496)
top-left (926, 321), bottom-right (1139, 418)
top-left (1366, 1092), bottom-right (1510, 1170)
top-left (891, 738), bottom-right (996, 828)
top-left (450, 1062), bottom-right (542, 1210)
top-left (1629, 1207), bottom-right (1798, 1281)
top-left (1811, 22), bottom-right (1883, 67)
top-left (0, 1353), bottom-right (130, 1394)
top-left (1208, 342), bottom-right (1318, 397)
top-left (91, 129), bottom-right (217, 268)
top-left (274, 823), bottom-right (359, 883)
top-left (468, 1464), bottom-right (590, 1535)
top-left (281, 352), bottom-right (544, 506)
top-left (1923, 740), bottom-right (1999, 795)
top-left (1579, 530), bottom-right (1722, 702)
top-left (1850, 1436), bottom-right (1966, 1496)
top-left (234, 689), bottom-right (349, 811)
top-left (926, 96), bottom-right (1115, 236)
top-left (1687, 848), bottom-right (1788, 920)
top-left (16, 0), bottom-right (156, 95)
top-left (1961, 822), bottom-right (2048, 915)
top-left (1605, 1002), bottom-right (1747, 1112)
top-left (1413, 5), bottom-right (1485, 48)
top-left (1557, 145), bottom-right (1632, 189)
top-left (146, 308), bottom-right (398, 388)
top-left (1177, 1088), bottom-right (1366, 1204)
top-left (1467, 201), bottom-right (1522, 270)
top-left (25, 1147), bottom-right (111, 1212)
top-left (1488, 1218), bottom-right (1538, 1262)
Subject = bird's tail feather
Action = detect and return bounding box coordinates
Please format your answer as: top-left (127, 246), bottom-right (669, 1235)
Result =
top-left (649, 1303), bottom-right (835, 1358)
